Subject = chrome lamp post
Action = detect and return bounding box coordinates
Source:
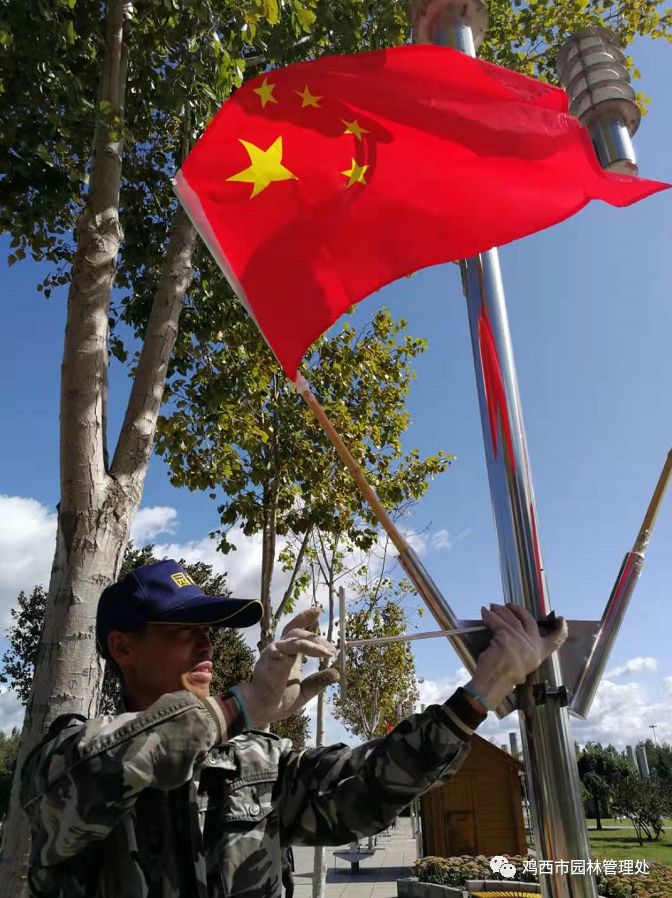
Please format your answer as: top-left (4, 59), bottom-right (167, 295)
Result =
top-left (406, 5), bottom-right (656, 896)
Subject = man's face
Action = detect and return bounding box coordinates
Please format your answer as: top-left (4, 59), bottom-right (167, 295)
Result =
top-left (109, 623), bottom-right (214, 709)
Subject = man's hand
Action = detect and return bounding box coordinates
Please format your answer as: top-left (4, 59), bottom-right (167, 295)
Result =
top-left (466, 603), bottom-right (568, 711)
top-left (235, 608), bottom-right (339, 728)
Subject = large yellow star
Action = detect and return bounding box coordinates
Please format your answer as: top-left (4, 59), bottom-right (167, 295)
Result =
top-left (342, 119), bottom-right (369, 141)
top-left (227, 137), bottom-right (297, 199)
top-left (295, 84), bottom-right (322, 108)
top-left (341, 158), bottom-right (368, 188)
top-left (253, 77), bottom-right (277, 108)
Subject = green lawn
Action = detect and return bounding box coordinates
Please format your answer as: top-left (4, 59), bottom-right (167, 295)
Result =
top-left (588, 826), bottom-right (672, 864)
top-left (586, 819), bottom-right (672, 829)
top-left (525, 820), bottom-right (672, 864)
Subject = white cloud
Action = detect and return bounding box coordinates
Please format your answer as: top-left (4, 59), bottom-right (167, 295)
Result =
top-left (0, 495), bottom-right (56, 626)
top-left (414, 665), bottom-right (672, 752)
top-left (414, 670), bottom-right (524, 749)
top-left (399, 527), bottom-right (460, 555)
top-left (152, 527), bottom-right (314, 652)
top-left (606, 656), bottom-right (658, 678)
top-left (399, 526), bottom-right (468, 556)
top-left (430, 530), bottom-right (453, 551)
top-left (571, 679), bottom-right (644, 742)
top-left (154, 526), bottom-right (295, 603)
top-left (131, 506), bottom-right (178, 542)
top-left (418, 668), bottom-right (470, 707)
top-left (569, 677), bottom-right (672, 748)
top-left (402, 529), bottom-right (429, 555)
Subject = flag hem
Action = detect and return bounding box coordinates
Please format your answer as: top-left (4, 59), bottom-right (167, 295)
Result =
top-left (172, 169), bottom-right (283, 367)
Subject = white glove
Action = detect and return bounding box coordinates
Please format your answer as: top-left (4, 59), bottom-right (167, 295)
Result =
top-left (467, 603), bottom-right (568, 711)
top-left (235, 608), bottom-right (339, 728)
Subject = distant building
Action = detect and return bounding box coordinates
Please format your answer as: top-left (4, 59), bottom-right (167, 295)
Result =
top-left (636, 744), bottom-right (650, 779)
top-left (420, 734), bottom-right (526, 858)
top-left (625, 745), bottom-right (636, 766)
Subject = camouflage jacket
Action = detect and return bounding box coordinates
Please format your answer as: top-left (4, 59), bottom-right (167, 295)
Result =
top-left (20, 687), bottom-right (485, 898)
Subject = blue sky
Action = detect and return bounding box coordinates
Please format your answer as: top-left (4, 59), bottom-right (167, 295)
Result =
top-left (0, 35), bottom-right (670, 750)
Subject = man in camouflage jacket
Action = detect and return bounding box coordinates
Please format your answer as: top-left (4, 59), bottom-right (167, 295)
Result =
top-left (20, 560), bottom-right (567, 897)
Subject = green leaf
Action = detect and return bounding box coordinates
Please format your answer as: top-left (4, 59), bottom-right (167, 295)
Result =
top-left (264, 0), bottom-right (280, 25)
top-left (295, 6), bottom-right (317, 30)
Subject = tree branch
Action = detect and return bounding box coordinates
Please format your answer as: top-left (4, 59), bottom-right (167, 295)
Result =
top-left (111, 203), bottom-right (196, 481)
top-left (274, 526), bottom-right (312, 622)
top-left (60, 0), bottom-right (128, 511)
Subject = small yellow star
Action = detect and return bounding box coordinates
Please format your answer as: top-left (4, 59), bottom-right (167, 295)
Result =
top-left (227, 137), bottom-right (297, 199)
top-left (342, 119), bottom-right (369, 141)
top-left (341, 158), bottom-right (368, 188)
top-left (253, 77), bottom-right (277, 109)
top-left (295, 84), bottom-right (322, 108)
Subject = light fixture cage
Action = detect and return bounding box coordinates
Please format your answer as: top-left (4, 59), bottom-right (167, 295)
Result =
top-left (557, 26), bottom-right (640, 135)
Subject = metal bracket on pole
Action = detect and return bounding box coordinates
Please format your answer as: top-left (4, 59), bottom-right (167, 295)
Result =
top-left (533, 683), bottom-right (570, 708)
top-left (337, 615), bottom-right (601, 710)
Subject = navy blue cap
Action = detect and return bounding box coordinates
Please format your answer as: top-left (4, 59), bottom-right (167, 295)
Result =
top-left (96, 559), bottom-right (262, 659)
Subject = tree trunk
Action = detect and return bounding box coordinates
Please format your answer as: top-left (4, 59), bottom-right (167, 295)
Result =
top-left (0, 215), bottom-right (196, 898)
top-left (595, 798), bottom-right (602, 831)
top-left (0, 3), bottom-right (198, 890)
top-left (0, 3), bottom-right (129, 893)
top-left (312, 688), bottom-right (327, 898)
top-left (312, 572), bottom-right (337, 898)
top-left (258, 483), bottom-right (278, 652)
top-left (0, 500), bottom-right (132, 894)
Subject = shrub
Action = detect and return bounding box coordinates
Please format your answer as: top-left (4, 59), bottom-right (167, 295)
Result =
top-left (413, 856), bottom-right (672, 898)
top-left (414, 856), bottom-right (535, 887)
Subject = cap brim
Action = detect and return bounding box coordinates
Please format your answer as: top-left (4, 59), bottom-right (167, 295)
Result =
top-left (150, 596), bottom-right (263, 629)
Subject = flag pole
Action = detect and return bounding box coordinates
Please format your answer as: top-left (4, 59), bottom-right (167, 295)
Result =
top-left (293, 372), bottom-right (483, 676)
top-left (412, 3), bottom-right (599, 897)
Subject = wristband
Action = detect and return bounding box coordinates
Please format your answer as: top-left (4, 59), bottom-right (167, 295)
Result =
top-left (227, 685), bottom-right (253, 730)
top-left (202, 690), bottom-right (248, 743)
top-left (462, 681), bottom-right (498, 714)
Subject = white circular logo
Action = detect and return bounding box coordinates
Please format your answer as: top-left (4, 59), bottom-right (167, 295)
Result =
top-left (500, 862), bottom-right (517, 879)
top-left (489, 855), bottom-right (508, 873)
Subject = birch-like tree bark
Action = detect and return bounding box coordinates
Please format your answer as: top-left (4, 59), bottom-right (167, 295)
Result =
top-left (312, 544), bottom-right (339, 898)
top-left (0, 3), bottom-right (197, 892)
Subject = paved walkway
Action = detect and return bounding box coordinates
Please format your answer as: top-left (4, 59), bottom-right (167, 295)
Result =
top-left (292, 816), bottom-right (418, 898)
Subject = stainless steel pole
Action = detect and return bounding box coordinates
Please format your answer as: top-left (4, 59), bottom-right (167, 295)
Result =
top-left (556, 30), bottom-right (664, 720)
top-left (411, 3), bottom-right (595, 896)
top-left (570, 450), bottom-right (672, 717)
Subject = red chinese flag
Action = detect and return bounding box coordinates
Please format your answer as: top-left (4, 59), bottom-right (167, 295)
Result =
top-left (174, 44), bottom-right (667, 379)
